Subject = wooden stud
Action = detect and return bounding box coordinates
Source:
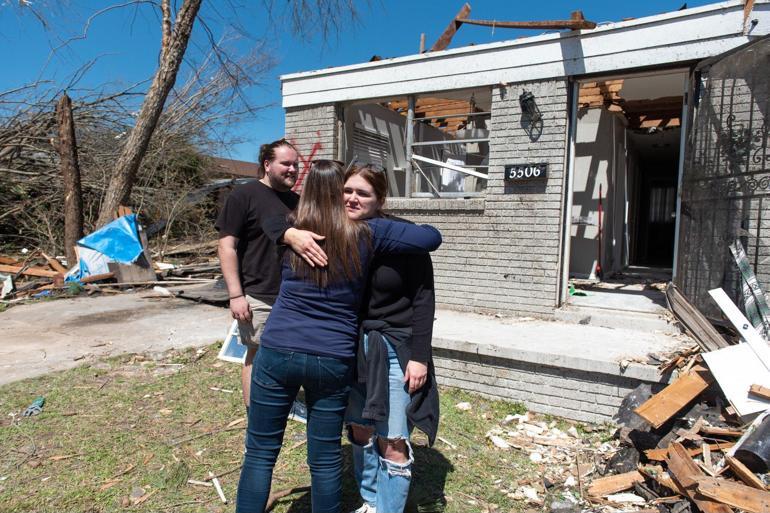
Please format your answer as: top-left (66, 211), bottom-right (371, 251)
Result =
top-left (429, 3), bottom-right (471, 52)
top-left (0, 264), bottom-right (61, 278)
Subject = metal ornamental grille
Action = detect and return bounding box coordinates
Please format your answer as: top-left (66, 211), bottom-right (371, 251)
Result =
top-left (676, 36), bottom-right (770, 317)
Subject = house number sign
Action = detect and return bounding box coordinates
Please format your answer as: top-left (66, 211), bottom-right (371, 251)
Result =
top-left (504, 163), bottom-right (548, 181)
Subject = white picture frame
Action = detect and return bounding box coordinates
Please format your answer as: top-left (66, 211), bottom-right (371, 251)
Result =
top-left (217, 320), bottom-right (248, 364)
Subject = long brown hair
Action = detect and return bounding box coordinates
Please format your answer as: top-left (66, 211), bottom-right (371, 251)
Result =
top-left (290, 160), bottom-right (370, 287)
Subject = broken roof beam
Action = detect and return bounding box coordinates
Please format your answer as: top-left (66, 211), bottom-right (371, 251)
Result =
top-left (459, 10), bottom-right (597, 31)
top-left (429, 3), bottom-right (471, 52)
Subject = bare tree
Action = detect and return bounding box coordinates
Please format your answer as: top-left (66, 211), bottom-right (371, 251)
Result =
top-left (5, 0), bottom-right (362, 235)
top-left (95, 0), bottom-right (203, 226)
top-left (0, 47), bottom-right (269, 254)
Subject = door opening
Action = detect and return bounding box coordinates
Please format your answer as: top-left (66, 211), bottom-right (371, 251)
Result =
top-left (564, 70), bottom-right (686, 311)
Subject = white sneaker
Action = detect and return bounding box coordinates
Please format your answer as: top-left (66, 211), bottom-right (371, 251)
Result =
top-left (350, 504), bottom-right (376, 513)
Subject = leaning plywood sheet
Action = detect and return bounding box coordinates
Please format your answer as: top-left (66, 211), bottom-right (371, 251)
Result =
top-left (635, 365), bottom-right (712, 429)
top-left (666, 283), bottom-right (729, 351)
top-left (666, 443), bottom-right (733, 513)
top-left (702, 343), bottom-right (770, 417)
top-left (697, 476), bottom-right (770, 513)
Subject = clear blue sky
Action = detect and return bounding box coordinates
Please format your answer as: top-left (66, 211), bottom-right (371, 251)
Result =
top-left (0, 0), bottom-right (715, 162)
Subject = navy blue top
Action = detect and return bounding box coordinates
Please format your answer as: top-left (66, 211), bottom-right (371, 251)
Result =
top-left (259, 218), bottom-right (442, 359)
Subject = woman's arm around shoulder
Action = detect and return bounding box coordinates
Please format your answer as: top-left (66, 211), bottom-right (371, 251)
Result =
top-left (367, 217), bottom-right (442, 255)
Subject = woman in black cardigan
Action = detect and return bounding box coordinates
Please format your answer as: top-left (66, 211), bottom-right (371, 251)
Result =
top-left (341, 165), bottom-right (439, 513)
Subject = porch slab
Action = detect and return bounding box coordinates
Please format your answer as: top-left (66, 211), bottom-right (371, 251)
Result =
top-left (431, 310), bottom-right (686, 424)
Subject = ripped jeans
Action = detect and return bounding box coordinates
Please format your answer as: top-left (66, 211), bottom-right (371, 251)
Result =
top-left (345, 336), bottom-right (413, 513)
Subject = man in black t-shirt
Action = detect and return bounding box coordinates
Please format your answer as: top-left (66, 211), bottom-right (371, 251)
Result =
top-left (216, 141), bottom-right (301, 409)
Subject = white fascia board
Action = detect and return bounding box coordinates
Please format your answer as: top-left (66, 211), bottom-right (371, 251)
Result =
top-left (282, 0), bottom-right (770, 108)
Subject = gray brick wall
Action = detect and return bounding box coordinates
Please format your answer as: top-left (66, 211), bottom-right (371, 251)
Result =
top-left (390, 80), bottom-right (570, 316)
top-left (283, 80), bottom-right (570, 316)
top-left (284, 104), bottom-right (338, 191)
top-left (433, 346), bottom-right (667, 424)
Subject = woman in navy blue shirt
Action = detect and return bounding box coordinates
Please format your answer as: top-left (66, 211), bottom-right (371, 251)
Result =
top-left (236, 160), bottom-right (441, 513)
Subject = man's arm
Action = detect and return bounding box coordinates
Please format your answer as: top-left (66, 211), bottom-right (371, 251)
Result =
top-left (283, 228), bottom-right (328, 268)
top-left (262, 215), bottom-right (328, 268)
top-left (218, 235), bottom-right (251, 322)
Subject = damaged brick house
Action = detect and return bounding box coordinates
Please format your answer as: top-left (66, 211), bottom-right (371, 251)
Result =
top-left (280, 1), bottom-right (770, 322)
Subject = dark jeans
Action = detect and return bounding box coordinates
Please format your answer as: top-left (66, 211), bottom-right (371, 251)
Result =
top-left (236, 346), bottom-right (354, 513)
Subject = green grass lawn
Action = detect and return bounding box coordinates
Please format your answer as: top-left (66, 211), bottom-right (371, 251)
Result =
top-left (0, 344), bottom-right (609, 513)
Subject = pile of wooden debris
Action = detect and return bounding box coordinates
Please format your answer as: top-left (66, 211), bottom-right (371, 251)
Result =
top-left (586, 279), bottom-right (770, 513)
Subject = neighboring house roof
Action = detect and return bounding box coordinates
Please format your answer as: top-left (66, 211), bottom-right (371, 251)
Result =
top-left (280, 0), bottom-right (770, 108)
top-left (208, 157), bottom-right (260, 178)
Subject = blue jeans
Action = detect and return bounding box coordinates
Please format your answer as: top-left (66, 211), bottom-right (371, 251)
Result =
top-left (345, 337), bottom-right (413, 513)
top-left (237, 346), bottom-right (354, 513)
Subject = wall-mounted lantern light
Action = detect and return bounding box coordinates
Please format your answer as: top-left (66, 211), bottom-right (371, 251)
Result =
top-left (519, 90), bottom-right (543, 141)
top-left (519, 90), bottom-right (541, 123)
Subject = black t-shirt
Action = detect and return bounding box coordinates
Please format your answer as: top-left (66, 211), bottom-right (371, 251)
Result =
top-left (215, 181), bottom-right (299, 301)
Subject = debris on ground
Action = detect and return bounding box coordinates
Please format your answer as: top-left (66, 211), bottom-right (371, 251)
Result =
top-left (583, 279), bottom-right (770, 513)
top-left (1, 209), bottom-right (222, 308)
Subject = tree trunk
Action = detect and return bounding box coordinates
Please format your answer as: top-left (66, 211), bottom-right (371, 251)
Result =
top-left (95, 0), bottom-right (203, 227)
top-left (56, 93), bottom-right (83, 267)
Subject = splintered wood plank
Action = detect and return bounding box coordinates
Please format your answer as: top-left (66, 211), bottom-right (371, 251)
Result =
top-left (666, 443), bottom-right (733, 513)
top-left (697, 476), bottom-right (770, 513)
top-left (646, 442), bottom-right (734, 462)
top-left (725, 455), bottom-right (767, 490)
top-left (666, 283), bottom-right (729, 351)
top-left (41, 252), bottom-right (67, 273)
top-left (749, 384), bottom-right (770, 401)
top-left (635, 365), bottom-right (712, 429)
top-left (0, 264), bottom-right (61, 278)
top-left (588, 471), bottom-right (645, 497)
top-left (0, 256), bottom-right (20, 265)
top-left (700, 426), bottom-right (744, 438)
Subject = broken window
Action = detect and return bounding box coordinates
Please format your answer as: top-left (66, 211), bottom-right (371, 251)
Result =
top-left (407, 90), bottom-right (491, 198)
top-left (341, 87), bottom-right (491, 198)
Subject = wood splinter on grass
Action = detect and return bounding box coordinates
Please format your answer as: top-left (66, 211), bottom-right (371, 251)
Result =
top-left (209, 472), bottom-right (227, 504)
top-left (187, 479), bottom-right (212, 487)
top-left (209, 387), bottom-right (234, 394)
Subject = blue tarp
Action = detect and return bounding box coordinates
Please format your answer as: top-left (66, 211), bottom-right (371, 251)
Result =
top-left (78, 214), bottom-right (144, 263)
top-left (66, 214), bottom-right (145, 282)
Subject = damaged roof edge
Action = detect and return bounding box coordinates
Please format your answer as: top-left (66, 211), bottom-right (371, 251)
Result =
top-left (281, 0), bottom-right (770, 108)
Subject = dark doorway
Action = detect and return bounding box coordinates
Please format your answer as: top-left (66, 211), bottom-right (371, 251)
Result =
top-left (629, 128), bottom-right (680, 267)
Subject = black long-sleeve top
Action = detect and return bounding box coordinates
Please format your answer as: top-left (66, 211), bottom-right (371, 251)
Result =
top-left (363, 251), bottom-right (435, 363)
